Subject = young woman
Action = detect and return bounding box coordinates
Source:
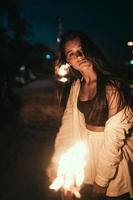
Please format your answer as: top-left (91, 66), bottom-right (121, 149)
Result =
top-left (47, 30), bottom-right (133, 200)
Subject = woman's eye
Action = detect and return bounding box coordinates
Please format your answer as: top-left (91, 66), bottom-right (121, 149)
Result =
top-left (68, 53), bottom-right (74, 58)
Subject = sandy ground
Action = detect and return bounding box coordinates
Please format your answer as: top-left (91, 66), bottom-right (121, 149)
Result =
top-left (0, 78), bottom-right (64, 200)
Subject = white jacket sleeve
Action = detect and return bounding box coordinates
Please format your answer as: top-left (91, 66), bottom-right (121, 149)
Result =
top-left (51, 83), bottom-right (75, 164)
top-left (95, 108), bottom-right (133, 187)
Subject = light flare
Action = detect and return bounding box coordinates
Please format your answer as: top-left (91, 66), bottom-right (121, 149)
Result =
top-left (58, 77), bottom-right (68, 83)
top-left (55, 63), bottom-right (70, 76)
top-left (49, 141), bottom-right (87, 198)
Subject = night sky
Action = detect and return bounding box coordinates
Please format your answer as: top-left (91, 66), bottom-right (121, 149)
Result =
top-left (22, 0), bottom-right (133, 63)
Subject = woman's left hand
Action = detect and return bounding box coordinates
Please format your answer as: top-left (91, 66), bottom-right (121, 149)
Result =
top-left (92, 182), bottom-right (107, 195)
top-left (61, 190), bottom-right (73, 200)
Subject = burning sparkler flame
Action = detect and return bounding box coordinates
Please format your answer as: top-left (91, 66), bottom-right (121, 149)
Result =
top-left (49, 141), bottom-right (87, 198)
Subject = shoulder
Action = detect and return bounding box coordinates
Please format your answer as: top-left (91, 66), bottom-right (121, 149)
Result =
top-left (106, 84), bottom-right (119, 99)
top-left (105, 83), bottom-right (124, 118)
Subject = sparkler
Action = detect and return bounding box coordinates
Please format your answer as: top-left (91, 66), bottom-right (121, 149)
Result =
top-left (49, 141), bottom-right (87, 199)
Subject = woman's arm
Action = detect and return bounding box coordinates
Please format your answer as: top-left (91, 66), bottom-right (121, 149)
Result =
top-left (106, 85), bottom-right (124, 119)
top-left (94, 86), bottom-right (132, 191)
top-left (51, 84), bottom-right (75, 163)
top-left (46, 82), bottom-right (77, 181)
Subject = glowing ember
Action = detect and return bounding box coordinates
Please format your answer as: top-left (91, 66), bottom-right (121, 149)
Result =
top-left (57, 63), bottom-right (70, 76)
top-left (58, 77), bottom-right (68, 83)
top-left (49, 141), bottom-right (87, 198)
top-left (55, 63), bottom-right (70, 83)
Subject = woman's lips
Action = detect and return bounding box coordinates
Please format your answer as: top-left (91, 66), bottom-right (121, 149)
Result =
top-left (79, 60), bottom-right (87, 65)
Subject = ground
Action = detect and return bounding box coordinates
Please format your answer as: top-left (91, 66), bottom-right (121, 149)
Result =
top-left (0, 78), bottom-right (64, 200)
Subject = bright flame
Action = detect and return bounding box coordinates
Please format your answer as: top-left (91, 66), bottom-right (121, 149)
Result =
top-left (49, 141), bottom-right (87, 198)
top-left (55, 63), bottom-right (70, 76)
top-left (58, 77), bottom-right (68, 83)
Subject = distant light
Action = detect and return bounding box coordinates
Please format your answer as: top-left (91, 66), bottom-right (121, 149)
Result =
top-left (58, 63), bottom-right (70, 76)
top-left (127, 41), bottom-right (133, 47)
top-left (129, 59), bottom-right (133, 65)
top-left (57, 37), bottom-right (61, 43)
top-left (20, 65), bottom-right (26, 71)
top-left (43, 51), bottom-right (53, 60)
top-left (55, 63), bottom-right (70, 83)
top-left (58, 77), bottom-right (68, 83)
top-left (45, 53), bottom-right (51, 60)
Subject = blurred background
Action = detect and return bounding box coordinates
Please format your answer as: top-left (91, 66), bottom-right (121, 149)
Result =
top-left (0, 0), bottom-right (133, 200)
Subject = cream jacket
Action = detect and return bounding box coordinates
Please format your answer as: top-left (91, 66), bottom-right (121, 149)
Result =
top-left (51, 79), bottom-right (133, 197)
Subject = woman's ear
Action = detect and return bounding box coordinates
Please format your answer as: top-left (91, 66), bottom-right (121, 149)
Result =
top-left (66, 58), bottom-right (70, 65)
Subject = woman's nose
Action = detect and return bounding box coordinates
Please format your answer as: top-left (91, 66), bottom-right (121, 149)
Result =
top-left (76, 51), bottom-right (84, 59)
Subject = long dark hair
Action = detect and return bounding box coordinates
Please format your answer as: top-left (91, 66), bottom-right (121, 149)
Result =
top-left (57, 30), bottom-right (133, 114)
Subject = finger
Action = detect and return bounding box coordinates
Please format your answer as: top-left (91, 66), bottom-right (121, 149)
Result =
top-left (61, 191), bottom-right (73, 200)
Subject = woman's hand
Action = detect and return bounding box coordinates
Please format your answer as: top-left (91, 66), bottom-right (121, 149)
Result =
top-left (61, 190), bottom-right (73, 200)
top-left (80, 183), bottom-right (107, 200)
top-left (46, 162), bottom-right (57, 182)
top-left (92, 182), bottom-right (107, 195)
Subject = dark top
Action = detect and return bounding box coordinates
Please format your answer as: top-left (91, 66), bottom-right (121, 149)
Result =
top-left (77, 95), bottom-right (108, 126)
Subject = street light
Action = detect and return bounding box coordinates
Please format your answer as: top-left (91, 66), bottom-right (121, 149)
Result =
top-left (127, 41), bottom-right (133, 47)
top-left (127, 41), bottom-right (133, 65)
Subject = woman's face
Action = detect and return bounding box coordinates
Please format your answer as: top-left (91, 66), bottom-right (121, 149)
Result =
top-left (64, 37), bottom-right (93, 72)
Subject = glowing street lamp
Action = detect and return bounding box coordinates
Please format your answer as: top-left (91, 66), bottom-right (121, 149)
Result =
top-left (127, 41), bottom-right (133, 65)
top-left (127, 41), bottom-right (133, 47)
